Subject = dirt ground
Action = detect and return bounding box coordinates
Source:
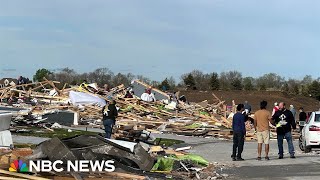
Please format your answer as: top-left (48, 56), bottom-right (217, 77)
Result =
top-left (181, 90), bottom-right (320, 112)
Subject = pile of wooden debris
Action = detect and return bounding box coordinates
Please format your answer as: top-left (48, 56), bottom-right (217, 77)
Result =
top-left (0, 79), bottom-right (236, 138)
top-left (0, 78), bottom-right (300, 140)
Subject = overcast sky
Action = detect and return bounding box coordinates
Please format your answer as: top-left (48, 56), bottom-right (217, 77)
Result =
top-left (0, 0), bottom-right (320, 81)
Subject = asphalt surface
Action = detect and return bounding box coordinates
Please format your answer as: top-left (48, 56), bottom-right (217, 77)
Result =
top-left (152, 133), bottom-right (320, 180)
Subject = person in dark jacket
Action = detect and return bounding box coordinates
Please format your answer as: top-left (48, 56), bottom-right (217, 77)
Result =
top-left (124, 90), bottom-right (133, 98)
top-left (272, 102), bottom-right (296, 159)
top-left (231, 104), bottom-right (246, 161)
top-left (298, 107), bottom-right (307, 132)
top-left (102, 99), bottom-right (118, 139)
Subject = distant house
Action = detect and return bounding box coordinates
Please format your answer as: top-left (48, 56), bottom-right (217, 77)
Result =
top-left (0, 78), bottom-right (18, 88)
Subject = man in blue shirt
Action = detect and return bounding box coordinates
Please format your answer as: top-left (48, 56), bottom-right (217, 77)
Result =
top-left (231, 104), bottom-right (246, 161)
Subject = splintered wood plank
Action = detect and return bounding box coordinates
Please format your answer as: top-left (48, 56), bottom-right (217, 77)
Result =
top-left (133, 80), bottom-right (170, 99)
top-left (43, 77), bottom-right (62, 95)
top-left (29, 83), bottom-right (48, 91)
top-left (0, 169), bottom-right (50, 180)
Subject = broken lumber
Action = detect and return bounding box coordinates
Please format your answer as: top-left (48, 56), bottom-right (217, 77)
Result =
top-left (0, 169), bottom-right (50, 180)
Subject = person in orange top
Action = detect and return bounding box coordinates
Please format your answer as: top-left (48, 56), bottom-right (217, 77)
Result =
top-left (254, 100), bottom-right (273, 160)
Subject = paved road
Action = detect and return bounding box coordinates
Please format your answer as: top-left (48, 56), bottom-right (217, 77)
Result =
top-left (191, 140), bottom-right (320, 180)
top-left (153, 133), bottom-right (320, 180)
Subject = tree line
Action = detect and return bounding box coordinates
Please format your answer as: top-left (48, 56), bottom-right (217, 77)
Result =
top-left (33, 67), bottom-right (176, 90)
top-left (181, 70), bottom-right (320, 100)
top-left (33, 68), bottom-right (320, 101)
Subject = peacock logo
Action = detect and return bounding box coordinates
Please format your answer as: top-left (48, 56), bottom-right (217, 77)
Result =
top-left (9, 160), bottom-right (29, 173)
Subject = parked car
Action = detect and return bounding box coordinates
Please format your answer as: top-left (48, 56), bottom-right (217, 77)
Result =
top-left (298, 111), bottom-right (313, 130)
top-left (299, 111), bottom-right (320, 153)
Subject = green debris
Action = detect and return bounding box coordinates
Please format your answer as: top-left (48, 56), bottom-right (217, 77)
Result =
top-left (121, 105), bottom-right (133, 112)
top-left (151, 156), bottom-right (176, 172)
top-left (176, 154), bottom-right (209, 166)
top-left (157, 104), bottom-right (171, 112)
top-left (185, 123), bottom-right (203, 129)
top-left (199, 111), bottom-right (210, 116)
top-left (157, 104), bottom-right (165, 110)
top-left (151, 154), bottom-right (209, 172)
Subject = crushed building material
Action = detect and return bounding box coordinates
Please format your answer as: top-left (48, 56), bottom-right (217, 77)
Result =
top-left (1, 79), bottom-right (234, 139)
top-left (32, 135), bottom-right (155, 171)
top-left (1, 78), bottom-right (302, 141)
top-left (24, 134), bottom-right (214, 179)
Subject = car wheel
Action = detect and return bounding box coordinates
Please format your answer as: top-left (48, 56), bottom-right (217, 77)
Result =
top-left (304, 140), bottom-right (312, 153)
top-left (299, 135), bottom-right (305, 151)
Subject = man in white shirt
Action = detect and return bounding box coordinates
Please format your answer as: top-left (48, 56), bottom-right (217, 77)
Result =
top-left (141, 89), bottom-right (156, 102)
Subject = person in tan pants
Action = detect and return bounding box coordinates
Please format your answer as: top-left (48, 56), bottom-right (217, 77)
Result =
top-left (254, 100), bottom-right (273, 160)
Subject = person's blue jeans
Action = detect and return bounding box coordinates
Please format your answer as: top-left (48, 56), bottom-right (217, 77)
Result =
top-left (277, 132), bottom-right (295, 156)
top-left (103, 119), bottom-right (115, 139)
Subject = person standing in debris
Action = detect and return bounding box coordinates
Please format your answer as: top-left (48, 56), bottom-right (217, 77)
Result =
top-left (289, 105), bottom-right (296, 121)
top-left (231, 104), bottom-right (246, 161)
top-left (298, 107), bottom-right (307, 132)
top-left (272, 102), bottom-right (279, 116)
top-left (272, 102), bottom-right (296, 159)
top-left (244, 101), bottom-right (252, 115)
top-left (254, 101), bottom-right (273, 160)
top-left (124, 90), bottom-right (133, 98)
top-left (102, 98), bottom-right (118, 139)
top-left (141, 89), bottom-right (156, 102)
top-left (18, 76), bottom-right (29, 85)
top-left (141, 89), bottom-right (150, 101)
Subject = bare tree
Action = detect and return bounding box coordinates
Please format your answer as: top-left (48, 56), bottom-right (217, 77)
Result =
top-left (167, 76), bottom-right (176, 90)
top-left (219, 72), bottom-right (229, 90)
top-left (136, 75), bottom-right (151, 84)
top-left (256, 73), bottom-right (284, 90)
top-left (112, 73), bottom-right (131, 86)
top-left (151, 80), bottom-right (160, 88)
top-left (287, 78), bottom-right (300, 95)
top-left (219, 71), bottom-right (243, 90)
top-left (87, 68), bottom-right (114, 87)
top-left (54, 68), bottom-right (78, 86)
top-left (126, 73), bottom-right (135, 83)
top-left (301, 75), bottom-right (313, 85)
top-left (77, 73), bottom-right (89, 85)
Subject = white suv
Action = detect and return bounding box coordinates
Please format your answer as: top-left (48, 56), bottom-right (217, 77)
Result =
top-left (299, 111), bottom-right (320, 153)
